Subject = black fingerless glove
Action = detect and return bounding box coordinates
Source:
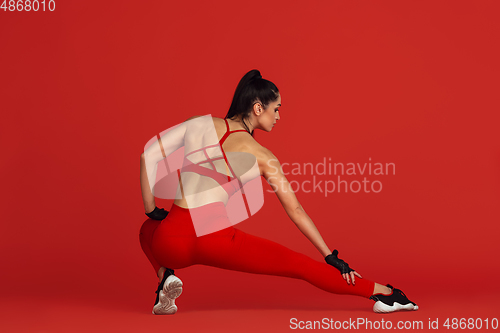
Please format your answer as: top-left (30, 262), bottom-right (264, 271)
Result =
top-left (325, 249), bottom-right (354, 274)
top-left (146, 206), bottom-right (169, 220)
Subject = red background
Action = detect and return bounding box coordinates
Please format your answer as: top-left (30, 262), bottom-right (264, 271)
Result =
top-left (1, 0), bottom-right (499, 332)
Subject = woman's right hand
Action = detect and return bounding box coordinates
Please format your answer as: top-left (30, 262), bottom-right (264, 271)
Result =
top-left (146, 206), bottom-right (169, 220)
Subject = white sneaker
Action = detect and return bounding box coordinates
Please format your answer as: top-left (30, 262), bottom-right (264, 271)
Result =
top-left (152, 275), bottom-right (183, 315)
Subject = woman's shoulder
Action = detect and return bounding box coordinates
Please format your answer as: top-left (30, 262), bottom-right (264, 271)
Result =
top-left (183, 115), bottom-right (206, 122)
top-left (242, 139), bottom-right (276, 165)
top-left (185, 115), bottom-right (275, 156)
top-left (184, 115), bottom-right (224, 127)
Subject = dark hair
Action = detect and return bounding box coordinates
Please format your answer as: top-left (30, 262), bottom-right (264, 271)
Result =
top-left (225, 69), bottom-right (280, 136)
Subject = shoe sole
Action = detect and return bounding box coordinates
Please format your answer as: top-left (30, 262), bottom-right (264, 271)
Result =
top-left (373, 301), bottom-right (419, 313)
top-left (152, 275), bottom-right (183, 315)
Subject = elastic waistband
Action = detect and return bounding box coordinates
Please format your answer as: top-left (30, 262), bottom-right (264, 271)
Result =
top-left (168, 201), bottom-right (233, 236)
top-left (170, 201), bottom-right (227, 216)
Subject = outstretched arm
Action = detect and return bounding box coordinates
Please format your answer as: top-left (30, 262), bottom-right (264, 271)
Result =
top-left (260, 149), bottom-right (362, 285)
top-left (260, 150), bottom-right (331, 257)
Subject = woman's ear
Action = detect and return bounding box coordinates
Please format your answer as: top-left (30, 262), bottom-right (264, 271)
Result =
top-left (253, 102), bottom-right (262, 116)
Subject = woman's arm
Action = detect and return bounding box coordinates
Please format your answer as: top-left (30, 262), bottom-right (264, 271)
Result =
top-left (260, 149), bottom-right (332, 258)
top-left (140, 153), bottom-right (157, 213)
top-left (260, 148), bottom-right (362, 285)
top-left (140, 117), bottom-right (200, 213)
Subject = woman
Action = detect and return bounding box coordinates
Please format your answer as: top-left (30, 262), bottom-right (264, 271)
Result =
top-left (139, 69), bottom-right (418, 315)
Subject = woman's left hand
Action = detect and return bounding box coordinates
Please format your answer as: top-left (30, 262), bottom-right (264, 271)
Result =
top-left (342, 270), bottom-right (363, 285)
top-left (325, 249), bottom-right (363, 285)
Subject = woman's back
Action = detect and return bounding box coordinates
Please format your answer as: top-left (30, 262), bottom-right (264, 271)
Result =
top-left (174, 116), bottom-right (265, 212)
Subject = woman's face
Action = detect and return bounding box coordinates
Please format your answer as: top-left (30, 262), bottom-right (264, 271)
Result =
top-left (259, 93), bottom-right (281, 131)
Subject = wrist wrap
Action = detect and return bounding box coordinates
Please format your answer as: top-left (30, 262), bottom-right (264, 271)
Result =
top-left (146, 207), bottom-right (169, 220)
top-left (325, 249), bottom-right (354, 274)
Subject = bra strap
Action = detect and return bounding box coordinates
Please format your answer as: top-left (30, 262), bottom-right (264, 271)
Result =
top-left (220, 119), bottom-right (248, 146)
top-left (223, 118), bottom-right (247, 134)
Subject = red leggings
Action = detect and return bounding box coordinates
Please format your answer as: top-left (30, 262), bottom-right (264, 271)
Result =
top-left (139, 202), bottom-right (375, 298)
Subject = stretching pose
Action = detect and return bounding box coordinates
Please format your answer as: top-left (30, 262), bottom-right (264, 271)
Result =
top-left (139, 69), bottom-right (418, 315)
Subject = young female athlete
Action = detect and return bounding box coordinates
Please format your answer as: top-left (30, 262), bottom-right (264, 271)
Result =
top-left (139, 69), bottom-right (418, 315)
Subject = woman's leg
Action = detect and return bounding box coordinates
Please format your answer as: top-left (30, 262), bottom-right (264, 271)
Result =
top-left (139, 218), bottom-right (163, 276)
top-left (149, 203), bottom-right (376, 298)
top-left (194, 228), bottom-right (375, 298)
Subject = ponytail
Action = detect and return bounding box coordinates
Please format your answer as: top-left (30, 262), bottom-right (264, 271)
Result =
top-left (225, 69), bottom-right (279, 136)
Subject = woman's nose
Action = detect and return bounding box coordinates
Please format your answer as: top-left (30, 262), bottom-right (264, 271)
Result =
top-left (276, 111), bottom-right (280, 120)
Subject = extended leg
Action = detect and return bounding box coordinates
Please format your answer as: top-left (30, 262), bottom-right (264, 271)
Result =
top-left (193, 228), bottom-right (375, 298)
